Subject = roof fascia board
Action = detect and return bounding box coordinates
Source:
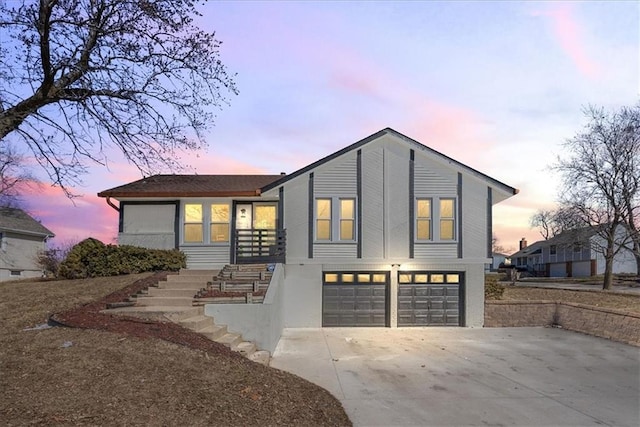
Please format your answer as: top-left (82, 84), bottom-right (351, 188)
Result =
top-left (262, 128), bottom-right (518, 196)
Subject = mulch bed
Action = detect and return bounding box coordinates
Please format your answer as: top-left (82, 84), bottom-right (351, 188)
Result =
top-left (50, 272), bottom-right (241, 359)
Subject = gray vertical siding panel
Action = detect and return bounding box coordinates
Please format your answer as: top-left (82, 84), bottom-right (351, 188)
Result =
top-left (361, 145), bottom-right (385, 259)
top-left (462, 175), bottom-right (488, 259)
top-left (409, 150), bottom-right (415, 259)
top-left (458, 173), bottom-right (463, 259)
top-left (386, 144), bottom-right (410, 259)
top-left (308, 173), bottom-right (314, 259)
top-left (357, 149), bottom-right (362, 258)
top-left (487, 187), bottom-right (492, 258)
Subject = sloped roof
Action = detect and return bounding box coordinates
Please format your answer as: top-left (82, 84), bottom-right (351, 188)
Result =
top-left (0, 207), bottom-right (55, 237)
top-left (510, 227), bottom-right (597, 258)
top-left (98, 174), bottom-right (284, 198)
top-left (262, 128), bottom-right (519, 197)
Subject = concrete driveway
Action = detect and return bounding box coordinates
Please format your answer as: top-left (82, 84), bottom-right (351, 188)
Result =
top-left (271, 327), bottom-right (640, 426)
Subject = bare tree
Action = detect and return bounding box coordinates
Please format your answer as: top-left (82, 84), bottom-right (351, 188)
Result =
top-left (0, 144), bottom-right (40, 207)
top-left (554, 104), bottom-right (640, 289)
top-left (0, 0), bottom-right (237, 196)
top-left (530, 206), bottom-right (584, 240)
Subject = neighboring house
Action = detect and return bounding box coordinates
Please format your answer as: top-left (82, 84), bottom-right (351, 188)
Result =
top-left (0, 207), bottom-right (55, 281)
top-left (99, 128), bottom-right (518, 329)
top-left (489, 252), bottom-right (510, 271)
top-left (511, 228), bottom-right (636, 278)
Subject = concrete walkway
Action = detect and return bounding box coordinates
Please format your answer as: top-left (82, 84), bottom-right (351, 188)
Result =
top-left (271, 327), bottom-right (640, 426)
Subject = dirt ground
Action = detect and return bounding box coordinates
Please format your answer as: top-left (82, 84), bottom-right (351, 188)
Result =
top-left (0, 274), bottom-right (351, 426)
top-left (500, 286), bottom-right (640, 314)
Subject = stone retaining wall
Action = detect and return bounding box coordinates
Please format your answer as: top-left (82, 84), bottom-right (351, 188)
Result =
top-left (485, 300), bottom-right (640, 347)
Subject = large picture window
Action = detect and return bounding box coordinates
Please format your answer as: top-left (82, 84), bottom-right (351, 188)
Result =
top-left (315, 197), bottom-right (357, 242)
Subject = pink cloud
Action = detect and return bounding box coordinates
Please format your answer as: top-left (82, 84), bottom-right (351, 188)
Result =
top-left (534, 3), bottom-right (602, 79)
top-left (19, 182), bottom-right (119, 246)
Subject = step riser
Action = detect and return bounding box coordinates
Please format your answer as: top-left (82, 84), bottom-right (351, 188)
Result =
top-left (179, 269), bottom-right (219, 276)
top-left (216, 334), bottom-right (243, 349)
top-left (148, 289), bottom-right (198, 298)
top-left (166, 276), bottom-right (214, 284)
top-left (179, 316), bottom-right (213, 331)
top-left (136, 297), bottom-right (193, 307)
top-left (200, 325), bottom-right (227, 340)
top-left (158, 282), bottom-right (207, 290)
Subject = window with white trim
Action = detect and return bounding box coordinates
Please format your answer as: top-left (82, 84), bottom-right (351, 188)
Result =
top-left (315, 197), bottom-right (357, 242)
top-left (210, 204), bottom-right (230, 242)
top-left (416, 199), bottom-right (432, 240)
top-left (184, 204), bottom-right (204, 243)
top-left (183, 202), bottom-right (231, 244)
top-left (439, 198), bottom-right (456, 241)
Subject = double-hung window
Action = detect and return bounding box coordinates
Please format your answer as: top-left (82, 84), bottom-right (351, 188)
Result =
top-left (210, 204), bottom-right (230, 242)
top-left (184, 204), bottom-right (204, 243)
top-left (415, 197), bottom-right (457, 241)
top-left (416, 199), bottom-right (432, 240)
top-left (315, 198), bottom-right (356, 242)
top-left (439, 198), bottom-right (456, 241)
top-left (184, 202), bottom-right (231, 244)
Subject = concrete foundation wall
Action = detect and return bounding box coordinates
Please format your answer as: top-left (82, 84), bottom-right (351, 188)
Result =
top-left (282, 264), bottom-right (323, 327)
top-left (204, 263), bottom-right (285, 352)
top-left (485, 300), bottom-right (640, 346)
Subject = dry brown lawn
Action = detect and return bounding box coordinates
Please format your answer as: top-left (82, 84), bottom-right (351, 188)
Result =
top-left (0, 274), bottom-right (351, 426)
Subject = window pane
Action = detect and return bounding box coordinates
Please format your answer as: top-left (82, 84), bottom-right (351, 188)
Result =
top-left (440, 219), bottom-right (454, 240)
top-left (324, 273), bottom-right (338, 283)
top-left (446, 274), bottom-right (460, 283)
top-left (184, 224), bottom-right (203, 243)
top-left (317, 219), bottom-right (331, 240)
top-left (342, 274), bottom-right (354, 282)
top-left (340, 220), bottom-right (354, 240)
top-left (211, 204), bottom-right (229, 222)
top-left (440, 199), bottom-right (454, 218)
top-left (417, 219), bottom-right (431, 240)
top-left (430, 274), bottom-right (444, 283)
top-left (185, 204), bottom-right (202, 222)
top-left (371, 274), bottom-right (385, 283)
top-left (357, 274), bottom-right (370, 283)
top-left (254, 205), bottom-right (276, 229)
top-left (417, 199), bottom-right (431, 218)
top-left (414, 274), bottom-right (428, 283)
top-left (211, 224), bottom-right (229, 242)
top-left (340, 199), bottom-right (354, 219)
top-left (317, 199), bottom-right (331, 219)
top-left (399, 273), bottom-right (411, 283)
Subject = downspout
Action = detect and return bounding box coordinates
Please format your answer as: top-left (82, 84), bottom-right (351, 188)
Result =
top-left (105, 197), bottom-right (120, 212)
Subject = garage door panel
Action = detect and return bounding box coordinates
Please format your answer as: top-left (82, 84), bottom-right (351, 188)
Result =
top-left (398, 272), bottom-right (463, 327)
top-left (322, 273), bottom-right (389, 327)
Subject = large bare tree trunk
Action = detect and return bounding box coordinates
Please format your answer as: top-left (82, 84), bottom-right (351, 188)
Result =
top-left (602, 243), bottom-right (615, 290)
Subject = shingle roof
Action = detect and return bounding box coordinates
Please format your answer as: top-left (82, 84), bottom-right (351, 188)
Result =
top-left (98, 174), bottom-right (284, 198)
top-left (0, 207), bottom-right (55, 237)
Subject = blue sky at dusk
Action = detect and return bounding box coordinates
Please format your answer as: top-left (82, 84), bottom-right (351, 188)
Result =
top-left (20, 1), bottom-right (639, 253)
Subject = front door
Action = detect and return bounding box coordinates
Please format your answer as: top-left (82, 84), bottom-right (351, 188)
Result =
top-left (235, 204), bottom-right (253, 231)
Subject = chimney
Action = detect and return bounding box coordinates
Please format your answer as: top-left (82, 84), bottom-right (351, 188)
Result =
top-left (519, 238), bottom-right (528, 250)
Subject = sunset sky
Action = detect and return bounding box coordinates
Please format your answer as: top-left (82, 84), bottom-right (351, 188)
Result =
top-left (18, 1), bottom-right (639, 254)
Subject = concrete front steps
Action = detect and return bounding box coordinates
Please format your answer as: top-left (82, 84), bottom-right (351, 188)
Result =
top-left (115, 268), bottom-right (270, 365)
top-left (172, 307), bottom-right (270, 365)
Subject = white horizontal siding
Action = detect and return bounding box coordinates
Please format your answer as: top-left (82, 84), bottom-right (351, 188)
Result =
top-left (414, 163), bottom-right (457, 196)
top-left (181, 246), bottom-right (231, 269)
top-left (414, 243), bottom-right (458, 259)
top-left (313, 244), bottom-right (358, 259)
top-left (314, 156), bottom-right (357, 196)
